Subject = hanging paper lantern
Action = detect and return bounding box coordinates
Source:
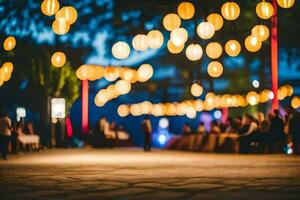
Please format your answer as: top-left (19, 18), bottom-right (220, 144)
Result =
top-left (132, 34), bottom-right (149, 51)
top-left (170, 27), bottom-right (188, 47)
top-left (41, 0), bottom-right (60, 16)
top-left (225, 40), bottom-right (241, 57)
top-left (55, 6), bottom-right (78, 25)
top-left (246, 91), bottom-right (259, 106)
top-left (163, 13), bottom-right (181, 31)
top-left (256, 1), bottom-right (274, 20)
top-left (277, 0), bottom-right (295, 8)
top-left (207, 61), bottom-right (223, 78)
top-left (52, 17), bottom-right (70, 35)
top-left (112, 41), bottom-right (130, 59)
top-left (115, 80), bottom-right (131, 95)
top-left (197, 22), bottom-right (215, 40)
top-left (245, 35), bottom-right (262, 52)
top-left (251, 25), bottom-right (270, 42)
top-left (191, 83), bottom-right (203, 97)
top-left (167, 40), bottom-right (185, 54)
top-left (104, 67), bottom-right (119, 81)
top-left (291, 96), bottom-right (300, 109)
top-left (1, 62), bottom-right (14, 74)
top-left (51, 52), bottom-right (66, 67)
top-left (137, 64), bottom-right (153, 82)
top-left (186, 44), bottom-right (203, 61)
top-left (221, 2), bottom-right (240, 20)
top-left (177, 2), bottom-right (195, 20)
top-left (207, 13), bottom-right (224, 31)
top-left (147, 30), bottom-right (164, 49)
top-left (206, 42), bottom-right (223, 59)
top-left (118, 105), bottom-right (130, 117)
top-left (76, 65), bottom-right (90, 80)
top-left (3, 36), bottom-right (16, 51)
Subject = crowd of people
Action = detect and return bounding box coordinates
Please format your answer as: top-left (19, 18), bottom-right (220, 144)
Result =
top-left (182, 109), bottom-right (300, 154)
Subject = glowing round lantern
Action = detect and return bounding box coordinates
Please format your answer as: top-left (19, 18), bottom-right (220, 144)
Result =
top-left (147, 30), bottom-right (164, 49)
top-left (121, 69), bottom-right (138, 83)
top-left (207, 13), bottom-right (223, 31)
top-left (2, 62), bottom-right (14, 74)
top-left (118, 105), bottom-right (130, 117)
top-left (163, 13), bottom-right (181, 31)
top-left (197, 22), bottom-right (215, 40)
top-left (170, 27), bottom-right (188, 47)
top-left (130, 104), bottom-right (142, 116)
top-left (177, 2), bottom-right (195, 20)
top-left (291, 96), bottom-right (300, 109)
top-left (55, 6), bottom-right (77, 25)
top-left (191, 83), bottom-right (203, 97)
top-left (137, 64), bottom-right (153, 82)
top-left (207, 61), bottom-right (223, 78)
top-left (225, 40), bottom-right (241, 57)
top-left (52, 17), bottom-right (70, 35)
top-left (186, 107), bottom-right (196, 119)
top-left (132, 34), bottom-right (149, 51)
top-left (76, 65), bottom-right (90, 80)
top-left (206, 42), bottom-right (222, 59)
top-left (112, 41), bottom-right (130, 59)
top-left (246, 91), bottom-right (259, 105)
top-left (3, 36), bottom-right (16, 51)
top-left (104, 67), bottom-right (119, 81)
top-left (41, 0), bottom-right (60, 16)
top-left (221, 2), bottom-right (240, 20)
top-left (51, 52), bottom-right (66, 67)
top-left (277, 0), bottom-right (295, 8)
top-left (186, 44), bottom-right (203, 61)
top-left (245, 35), bottom-right (262, 52)
top-left (167, 40), bottom-right (185, 54)
top-left (251, 25), bottom-right (270, 42)
top-left (115, 80), bottom-right (131, 95)
top-left (256, 1), bottom-right (274, 20)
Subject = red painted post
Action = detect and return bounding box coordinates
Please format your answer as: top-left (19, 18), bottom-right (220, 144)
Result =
top-left (271, 0), bottom-right (279, 110)
top-left (82, 80), bottom-right (89, 134)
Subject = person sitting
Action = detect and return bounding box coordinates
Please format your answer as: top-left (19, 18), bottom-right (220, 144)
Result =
top-left (210, 120), bottom-right (221, 135)
top-left (196, 121), bottom-right (206, 135)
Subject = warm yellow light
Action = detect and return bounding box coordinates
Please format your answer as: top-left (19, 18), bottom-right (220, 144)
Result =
top-left (121, 68), bottom-right (138, 83)
top-left (104, 67), bottom-right (119, 81)
top-left (177, 2), bottom-right (195, 20)
top-left (55, 6), bottom-right (77, 25)
top-left (151, 104), bottom-right (165, 117)
top-left (291, 96), bottom-right (300, 109)
top-left (245, 35), bottom-right (262, 52)
top-left (52, 17), bottom-right (70, 35)
top-left (246, 91), bottom-right (259, 106)
top-left (137, 64), bottom-right (153, 82)
top-left (51, 52), bottom-right (66, 67)
top-left (221, 2), bottom-right (240, 20)
top-left (147, 30), bottom-right (164, 49)
top-left (115, 80), bottom-right (131, 95)
top-left (186, 44), bottom-right (203, 61)
top-left (41, 0), bottom-right (60, 16)
top-left (76, 65), bottom-right (90, 80)
top-left (3, 36), bottom-right (16, 51)
top-left (225, 40), bottom-right (241, 57)
top-left (186, 107), bottom-right (196, 119)
top-left (197, 22), bottom-right (215, 40)
top-left (167, 40), bottom-right (184, 54)
top-left (163, 13), bottom-right (181, 31)
top-left (140, 101), bottom-right (152, 114)
top-left (117, 105), bottom-right (130, 117)
top-left (277, 0), bottom-right (295, 8)
top-left (284, 84), bottom-right (294, 96)
top-left (130, 104), bottom-right (142, 116)
top-left (207, 61), bottom-right (223, 78)
top-left (256, 1), bottom-right (274, 20)
top-left (207, 13), bottom-right (223, 31)
top-left (132, 34), bottom-right (149, 51)
top-left (170, 28), bottom-right (188, 47)
top-left (251, 25), bottom-right (270, 42)
top-left (94, 89), bottom-right (109, 107)
top-left (1, 62), bottom-right (14, 74)
top-left (206, 42), bottom-right (222, 59)
top-left (112, 41), bottom-right (130, 59)
top-left (191, 83), bottom-right (203, 97)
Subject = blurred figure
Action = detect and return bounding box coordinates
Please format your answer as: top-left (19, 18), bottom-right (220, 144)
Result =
top-left (0, 112), bottom-right (12, 160)
top-left (197, 121), bottom-right (206, 135)
top-left (289, 111), bottom-right (300, 155)
top-left (239, 115), bottom-right (258, 153)
top-left (210, 120), bottom-right (221, 134)
top-left (225, 117), bottom-right (234, 133)
top-left (268, 109), bottom-right (285, 153)
top-left (141, 115), bottom-right (152, 152)
top-left (182, 122), bottom-right (192, 136)
top-left (234, 116), bottom-right (243, 134)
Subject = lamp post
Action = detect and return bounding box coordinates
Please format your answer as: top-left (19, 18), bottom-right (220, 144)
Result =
top-left (82, 80), bottom-right (89, 134)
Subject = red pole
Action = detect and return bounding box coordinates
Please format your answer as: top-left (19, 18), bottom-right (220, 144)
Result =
top-left (271, 0), bottom-right (279, 110)
top-left (82, 80), bottom-right (89, 134)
